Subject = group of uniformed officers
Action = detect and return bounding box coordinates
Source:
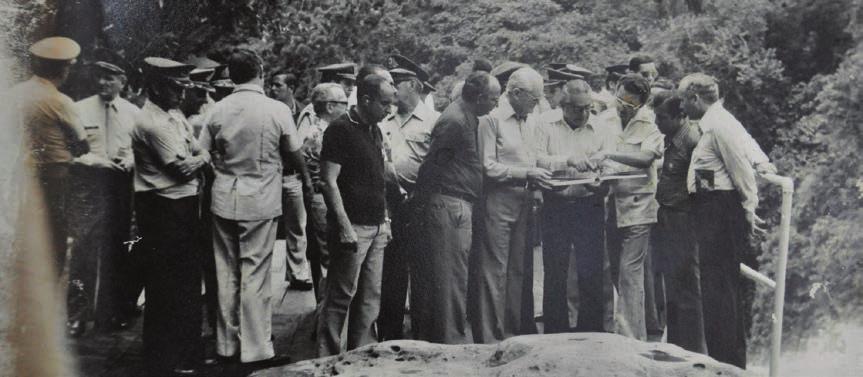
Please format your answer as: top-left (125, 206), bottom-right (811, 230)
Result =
top-left (13, 35), bottom-right (776, 375)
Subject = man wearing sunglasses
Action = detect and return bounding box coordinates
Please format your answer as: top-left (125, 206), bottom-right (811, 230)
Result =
top-left (471, 67), bottom-right (551, 343)
top-left (590, 73), bottom-right (663, 342)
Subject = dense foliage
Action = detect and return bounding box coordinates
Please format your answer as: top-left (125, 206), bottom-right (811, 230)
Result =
top-left (6, 0), bottom-right (862, 361)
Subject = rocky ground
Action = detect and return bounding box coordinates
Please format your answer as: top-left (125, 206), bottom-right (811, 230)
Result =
top-left (252, 332), bottom-right (751, 377)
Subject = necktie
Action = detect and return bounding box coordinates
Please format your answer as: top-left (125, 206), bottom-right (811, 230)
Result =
top-left (104, 101), bottom-right (112, 157)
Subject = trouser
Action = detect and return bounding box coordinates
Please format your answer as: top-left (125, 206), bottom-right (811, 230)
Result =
top-left (378, 195), bottom-right (414, 341)
top-left (317, 222), bottom-right (390, 356)
top-left (411, 193), bottom-right (473, 344)
top-left (654, 205), bottom-right (706, 353)
top-left (200, 168), bottom-right (218, 332)
top-left (307, 192), bottom-right (330, 301)
top-left (541, 195), bottom-right (605, 333)
top-left (694, 191), bottom-right (748, 368)
top-left (644, 236), bottom-right (665, 335)
top-left (469, 187), bottom-right (534, 343)
top-left (66, 167), bottom-right (132, 325)
top-left (35, 163), bottom-right (69, 276)
top-left (609, 223), bottom-right (651, 341)
top-left (135, 192), bottom-right (202, 373)
top-left (212, 215), bottom-right (279, 363)
top-left (283, 174), bottom-right (311, 283)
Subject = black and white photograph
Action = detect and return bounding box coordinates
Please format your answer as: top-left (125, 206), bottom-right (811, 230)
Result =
top-left (0, 0), bottom-right (860, 376)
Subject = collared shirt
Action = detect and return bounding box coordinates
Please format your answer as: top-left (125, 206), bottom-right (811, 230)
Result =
top-left (12, 76), bottom-right (88, 164)
top-left (320, 107), bottom-right (387, 225)
top-left (297, 107), bottom-right (329, 186)
top-left (415, 99), bottom-right (482, 201)
top-left (75, 95), bottom-right (138, 162)
top-left (132, 100), bottom-right (201, 199)
top-left (536, 115), bottom-right (615, 198)
top-left (379, 101), bottom-right (439, 190)
top-left (655, 120), bottom-right (701, 210)
top-left (687, 101), bottom-right (765, 213)
top-left (199, 83), bottom-right (300, 221)
top-left (600, 106), bottom-right (664, 227)
top-left (478, 94), bottom-right (543, 186)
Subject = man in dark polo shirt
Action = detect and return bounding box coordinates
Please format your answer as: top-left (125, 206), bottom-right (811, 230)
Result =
top-left (410, 71), bottom-right (501, 344)
top-left (316, 72), bottom-right (397, 356)
top-left (651, 91), bottom-right (707, 354)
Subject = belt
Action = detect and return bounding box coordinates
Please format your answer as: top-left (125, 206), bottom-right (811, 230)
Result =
top-left (425, 186), bottom-right (475, 203)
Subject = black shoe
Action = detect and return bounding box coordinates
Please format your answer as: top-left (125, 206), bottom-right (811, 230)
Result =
top-left (289, 279), bottom-right (314, 291)
top-left (67, 320), bottom-right (86, 338)
top-left (242, 354), bottom-right (291, 370)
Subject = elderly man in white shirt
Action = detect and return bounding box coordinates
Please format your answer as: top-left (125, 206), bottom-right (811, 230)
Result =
top-left (199, 50), bottom-right (311, 365)
top-left (680, 73), bottom-right (775, 369)
top-left (66, 61), bottom-right (138, 337)
top-left (471, 67), bottom-right (552, 343)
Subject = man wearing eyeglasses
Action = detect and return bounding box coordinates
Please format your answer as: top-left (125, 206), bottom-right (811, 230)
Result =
top-left (377, 66), bottom-right (440, 341)
top-left (471, 67), bottom-right (552, 343)
top-left (590, 73), bottom-right (663, 341)
top-left (298, 83), bottom-right (349, 300)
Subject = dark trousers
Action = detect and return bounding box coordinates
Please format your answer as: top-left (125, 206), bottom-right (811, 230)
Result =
top-left (693, 191), bottom-right (748, 368)
top-left (411, 193), bottom-right (473, 343)
top-left (35, 164), bottom-right (69, 275)
top-left (541, 195), bottom-right (605, 333)
top-left (135, 192), bottom-right (202, 373)
top-left (378, 195), bottom-right (414, 341)
top-left (654, 205), bottom-right (706, 353)
top-left (66, 167), bottom-right (132, 325)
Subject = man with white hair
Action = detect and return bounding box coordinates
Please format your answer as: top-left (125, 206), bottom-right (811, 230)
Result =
top-left (298, 83), bottom-right (349, 299)
top-left (471, 67), bottom-right (552, 343)
top-left (678, 73), bottom-right (775, 368)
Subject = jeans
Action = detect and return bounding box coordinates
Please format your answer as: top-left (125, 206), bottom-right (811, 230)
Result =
top-left (317, 222), bottom-right (390, 356)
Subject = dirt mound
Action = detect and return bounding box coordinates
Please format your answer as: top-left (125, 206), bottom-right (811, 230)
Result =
top-left (252, 332), bottom-right (753, 377)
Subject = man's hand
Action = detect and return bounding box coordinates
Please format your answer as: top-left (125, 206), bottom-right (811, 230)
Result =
top-left (77, 153), bottom-right (121, 170)
top-left (174, 155), bottom-right (204, 177)
top-left (746, 210), bottom-right (767, 236)
top-left (588, 151), bottom-right (607, 169)
top-left (526, 167), bottom-right (553, 190)
top-left (755, 161), bottom-right (778, 175)
top-left (567, 154), bottom-right (594, 172)
top-left (337, 223), bottom-right (358, 246)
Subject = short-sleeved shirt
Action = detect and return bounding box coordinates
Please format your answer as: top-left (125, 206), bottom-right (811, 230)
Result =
top-left (199, 84), bottom-right (300, 221)
top-left (600, 106), bottom-right (664, 227)
top-left (655, 120), bottom-right (701, 210)
top-left (379, 102), bottom-right (439, 190)
top-left (12, 76), bottom-right (88, 165)
top-left (297, 106), bottom-right (329, 186)
top-left (535, 116), bottom-right (615, 199)
top-left (75, 95), bottom-right (138, 161)
top-left (132, 100), bottom-right (201, 199)
top-left (415, 99), bottom-right (482, 201)
top-left (320, 108), bottom-right (387, 225)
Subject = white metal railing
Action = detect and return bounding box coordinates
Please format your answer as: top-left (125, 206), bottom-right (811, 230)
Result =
top-left (739, 173), bottom-right (794, 377)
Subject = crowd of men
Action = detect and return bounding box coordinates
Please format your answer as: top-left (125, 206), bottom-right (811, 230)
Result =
top-left (14, 36), bottom-right (777, 376)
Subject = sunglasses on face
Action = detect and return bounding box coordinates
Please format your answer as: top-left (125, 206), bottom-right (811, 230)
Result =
top-left (616, 96), bottom-right (640, 110)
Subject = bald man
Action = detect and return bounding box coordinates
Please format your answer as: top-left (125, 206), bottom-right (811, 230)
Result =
top-left (470, 67), bottom-right (552, 343)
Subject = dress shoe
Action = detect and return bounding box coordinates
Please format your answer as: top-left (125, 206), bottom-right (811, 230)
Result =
top-left (67, 320), bottom-right (86, 338)
top-left (289, 279), bottom-right (314, 291)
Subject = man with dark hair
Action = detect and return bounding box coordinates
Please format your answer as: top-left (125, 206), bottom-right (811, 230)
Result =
top-left (472, 67), bottom-right (551, 343)
top-left (628, 54), bottom-right (659, 84)
top-left (270, 70), bottom-right (315, 292)
top-left (66, 60), bottom-right (138, 337)
top-left (679, 73), bottom-right (775, 368)
top-left (412, 71), bottom-right (500, 344)
top-left (132, 57), bottom-right (209, 375)
top-left (473, 58), bottom-right (493, 73)
top-left (378, 65), bottom-right (440, 341)
top-left (651, 91), bottom-right (707, 353)
top-left (199, 49), bottom-right (310, 365)
top-left (591, 73), bottom-right (663, 341)
top-left (13, 37), bottom-right (89, 278)
top-left (316, 72), bottom-right (396, 356)
top-left (535, 80), bottom-right (614, 334)
top-left (298, 83), bottom-right (349, 300)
